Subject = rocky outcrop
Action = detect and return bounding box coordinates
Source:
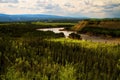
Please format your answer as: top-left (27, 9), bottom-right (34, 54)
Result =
top-left (68, 33), bottom-right (82, 39)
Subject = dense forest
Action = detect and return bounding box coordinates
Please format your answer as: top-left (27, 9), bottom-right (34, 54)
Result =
top-left (0, 22), bottom-right (120, 80)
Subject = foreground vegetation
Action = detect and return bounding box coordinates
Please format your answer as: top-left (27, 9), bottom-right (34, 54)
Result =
top-left (0, 22), bottom-right (120, 80)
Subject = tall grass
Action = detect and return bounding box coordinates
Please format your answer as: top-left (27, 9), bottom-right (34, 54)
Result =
top-left (0, 37), bottom-right (120, 80)
top-left (0, 23), bottom-right (120, 80)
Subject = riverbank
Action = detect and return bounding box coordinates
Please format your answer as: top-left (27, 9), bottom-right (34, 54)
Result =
top-left (37, 27), bottom-right (120, 44)
top-left (80, 34), bottom-right (120, 44)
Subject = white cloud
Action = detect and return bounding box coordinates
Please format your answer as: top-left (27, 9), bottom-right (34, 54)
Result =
top-left (0, 0), bottom-right (18, 3)
top-left (0, 0), bottom-right (120, 18)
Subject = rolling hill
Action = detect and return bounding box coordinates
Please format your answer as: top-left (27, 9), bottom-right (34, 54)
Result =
top-left (71, 20), bottom-right (120, 37)
top-left (0, 14), bottom-right (87, 22)
top-left (0, 14), bottom-right (70, 22)
top-left (72, 20), bottom-right (120, 31)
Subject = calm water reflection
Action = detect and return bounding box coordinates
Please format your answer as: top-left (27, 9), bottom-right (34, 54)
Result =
top-left (37, 28), bottom-right (75, 38)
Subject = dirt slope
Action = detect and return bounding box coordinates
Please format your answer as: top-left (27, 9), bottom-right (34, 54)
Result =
top-left (72, 20), bottom-right (120, 31)
top-left (71, 20), bottom-right (89, 31)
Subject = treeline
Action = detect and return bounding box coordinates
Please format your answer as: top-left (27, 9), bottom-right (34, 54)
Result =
top-left (84, 18), bottom-right (120, 21)
top-left (0, 18), bottom-right (81, 24)
top-left (0, 22), bottom-right (75, 29)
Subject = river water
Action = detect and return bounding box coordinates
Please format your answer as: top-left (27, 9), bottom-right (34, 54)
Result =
top-left (37, 28), bottom-right (75, 38)
top-left (37, 27), bottom-right (120, 44)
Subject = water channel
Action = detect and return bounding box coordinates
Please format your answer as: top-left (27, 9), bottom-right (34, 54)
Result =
top-left (37, 27), bottom-right (120, 44)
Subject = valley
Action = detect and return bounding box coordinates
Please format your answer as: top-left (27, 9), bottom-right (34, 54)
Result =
top-left (0, 20), bottom-right (120, 80)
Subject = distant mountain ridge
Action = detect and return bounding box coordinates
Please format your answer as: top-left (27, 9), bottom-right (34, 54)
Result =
top-left (0, 14), bottom-right (88, 22)
top-left (0, 14), bottom-right (87, 22)
top-left (0, 14), bottom-right (66, 22)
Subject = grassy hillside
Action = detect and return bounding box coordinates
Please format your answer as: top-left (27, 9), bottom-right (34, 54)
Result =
top-left (72, 20), bottom-right (120, 37)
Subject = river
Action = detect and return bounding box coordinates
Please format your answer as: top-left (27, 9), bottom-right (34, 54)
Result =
top-left (37, 27), bottom-right (120, 44)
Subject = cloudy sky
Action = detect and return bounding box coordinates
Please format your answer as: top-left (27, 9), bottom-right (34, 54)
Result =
top-left (0, 0), bottom-right (120, 18)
